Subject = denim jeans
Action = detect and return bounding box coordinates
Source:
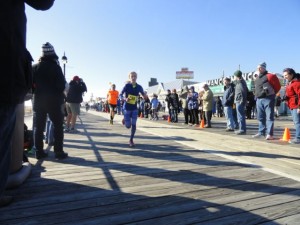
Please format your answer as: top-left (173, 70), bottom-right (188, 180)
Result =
top-left (291, 109), bottom-right (300, 141)
top-left (256, 96), bottom-right (275, 136)
top-left (170, 108), bottom-right (178, 122)
top-left (0, 104), bottom-right (17, 197)
top-left (224, 106), bottom-right (235, 129)
top-left (235, 102), bottom-right (246, 132)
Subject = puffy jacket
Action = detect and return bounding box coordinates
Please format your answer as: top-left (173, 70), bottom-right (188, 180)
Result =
top-left (187, 91), bottom-right (199, 110)
top-left (32, 57), bottom-right (66, 109)
top-left (222, 83), bottom-right (235, 107)
top-left (234, 79), bottom-right (248, 104)
top-left (285, 79), bottom-right (300, 110)
top-left (66, 80), bottom-right (87, 103)
top-left (202, 89), bottom-right (214, 111)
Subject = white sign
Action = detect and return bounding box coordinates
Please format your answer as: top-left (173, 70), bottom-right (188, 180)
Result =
top-left (176, 68), bottom-right (194, 79)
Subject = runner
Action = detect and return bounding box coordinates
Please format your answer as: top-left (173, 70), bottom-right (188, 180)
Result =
top-left (107, 84), bottom-right (119, 125)
top-left (120, 72), bottom-right (145, 147)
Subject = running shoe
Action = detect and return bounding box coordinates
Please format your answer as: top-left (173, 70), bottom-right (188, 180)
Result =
top-left (129, 140), bottom-right (135, 147)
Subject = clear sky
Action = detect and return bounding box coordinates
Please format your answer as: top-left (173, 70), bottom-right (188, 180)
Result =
top-left (26, 0), bottom-right (300, 100)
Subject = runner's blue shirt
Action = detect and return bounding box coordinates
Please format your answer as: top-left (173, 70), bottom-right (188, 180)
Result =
top-left (120, 83), bottom-right (144, 111)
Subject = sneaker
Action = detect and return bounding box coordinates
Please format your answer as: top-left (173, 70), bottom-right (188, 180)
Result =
top-left (0, 195), bottom-right (13, 207)
top-left (204, 125), bottom-right (211, 128)
top-left (265, 135), bottom-right (274, 140)
top-left (235, 130), bottom-right (246, 135)
top-left (225, 128), bottom-right (234, 132)
top-left (55, 151), bottom-right (68, 159)
top-left (35, 150), bottom-right (48, 159)
top-left (64, 128), bottom-right (70, 133)
top-left (289, 139), bottom-right (300, 144)
top-left (122, 118), bottom-right (125, 125)
top-left (109, 120), bottom-right (113, 125)
top-left (252, 133), bottom-right (265, 138)
top-left (129, 140), bottom-right (135, 147)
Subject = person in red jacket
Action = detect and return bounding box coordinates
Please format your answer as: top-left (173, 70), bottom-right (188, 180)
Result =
top-left (283, 68), bottom-right (300, 144)
top-left (0, 0), bottom-right (55, 207)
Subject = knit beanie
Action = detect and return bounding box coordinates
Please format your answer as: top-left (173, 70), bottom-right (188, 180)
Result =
top-left (234, 70), bottom-right (242, 78)
top-left (257, 62), bottom-right (267, 69)
top-left (42, 42), bottom-right (56, 57)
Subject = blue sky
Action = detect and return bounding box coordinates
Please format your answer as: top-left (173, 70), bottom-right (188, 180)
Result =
top-left (26, 0), bottom-right (300, 100)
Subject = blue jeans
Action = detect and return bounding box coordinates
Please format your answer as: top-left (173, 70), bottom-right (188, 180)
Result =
top-left (236, 102), bottom-right (246, 132)
top-left (256, 96), bottom-right (275, 136)
top-left (224, 106), bottom-right (235, 129)
top-left (291, 109), bottom-right (300, 141)
top-left (0, 104), bottom-right (17, 197)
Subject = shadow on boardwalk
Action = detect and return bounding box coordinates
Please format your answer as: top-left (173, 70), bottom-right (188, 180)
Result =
top-left (1, 112), bottom-right (300, 224)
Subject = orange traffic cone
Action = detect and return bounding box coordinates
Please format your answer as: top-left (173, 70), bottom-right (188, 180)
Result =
top-left (280, 128), bottom-right (291, 141)
top-left (200, 119), bottom-right (205, 128)
top-left (167, 116), bottom-right (171, 123)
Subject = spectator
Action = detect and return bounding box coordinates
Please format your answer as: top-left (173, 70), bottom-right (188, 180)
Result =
top-left (200, 84), bottom-right (214, 128)
top-left (274, 93), bottom-right (282, 117)
top-left (216, 96), bottom-right (223, 117)
top-left (282, 68), bottom-right (300, 144)
top-left (169, 89), bottom-right (180, 122)
top-left (165, 89), bottom-right (172, 119)
top-left (0, 0), bottom-right (54, 207)
top-left (233, 70), bottom-right (248, 135)
top-left (32, 42), bottom-right (68, 160)
top-left (187, 86), bottom-right (199, 126)
top-left (222, 77), bottom-right (235, 131)
top-left (252, 62), bottom-right (281, 140)
top-left (180, 86), bottom-right (191, 125)
top-left (65, 76), bottom-right (87, 133)
top-left (150, 94), bottom-right (159, 120)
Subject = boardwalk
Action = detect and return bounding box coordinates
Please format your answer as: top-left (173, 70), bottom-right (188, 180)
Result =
top-left (1, 111), bottom-right (300, 224)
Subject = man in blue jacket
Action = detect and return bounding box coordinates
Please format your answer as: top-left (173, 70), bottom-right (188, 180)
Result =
top-left (0, 0), bottom-right (55, 207)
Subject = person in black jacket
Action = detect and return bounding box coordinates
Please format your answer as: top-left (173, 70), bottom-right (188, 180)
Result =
top-left (222, 77), bottom-right (235, 131)
top-left (32, 42), bottom-right (68, 160)
top-left (65, 76), bottom-right (87, 132)
top-left (0, 0), bottom-right (54, 207)
top-left (169, 89), bottom-right (180, 122)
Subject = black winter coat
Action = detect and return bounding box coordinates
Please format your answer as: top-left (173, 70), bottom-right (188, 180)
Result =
top-left (66, 81), bottom-right (87, 103)
top-left (0, 0), bottom-right (54, 104)
top-left (32, 57), bottom-right (66, 110)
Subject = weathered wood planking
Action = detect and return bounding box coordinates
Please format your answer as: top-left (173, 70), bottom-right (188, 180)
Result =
top-left (1, 112), bottom-right (300, 225)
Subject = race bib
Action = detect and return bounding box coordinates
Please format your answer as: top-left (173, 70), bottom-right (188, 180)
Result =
top-left (127, 94), bottom-right (137, 104)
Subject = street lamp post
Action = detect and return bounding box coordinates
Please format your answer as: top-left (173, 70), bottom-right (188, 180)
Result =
top-left (61, 52), bottom-right (68, 77)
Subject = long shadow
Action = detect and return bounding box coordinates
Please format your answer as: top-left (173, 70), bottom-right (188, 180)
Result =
top-left (0, 174), bottom-right (287, 224)
top-left (5, 112), bottom-right (297, 223)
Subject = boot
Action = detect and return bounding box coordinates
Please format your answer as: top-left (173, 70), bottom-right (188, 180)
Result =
top-left (35, 150), bottom-right (48, 159)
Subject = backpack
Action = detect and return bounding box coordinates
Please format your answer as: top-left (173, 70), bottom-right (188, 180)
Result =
top-left (266, 73), bottom-right (281, 94)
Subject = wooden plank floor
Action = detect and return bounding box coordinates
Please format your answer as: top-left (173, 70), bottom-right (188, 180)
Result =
top-left (1, 111), bottom-right (300, 225)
